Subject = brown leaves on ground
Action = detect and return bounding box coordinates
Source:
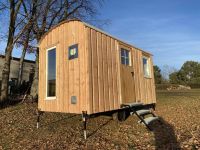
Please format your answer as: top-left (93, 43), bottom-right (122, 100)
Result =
top-left (0, 89), bottom-right (200, 149)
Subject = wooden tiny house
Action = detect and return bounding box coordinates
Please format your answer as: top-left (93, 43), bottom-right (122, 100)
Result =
top-left (38, 19), bottom-right (156, 115)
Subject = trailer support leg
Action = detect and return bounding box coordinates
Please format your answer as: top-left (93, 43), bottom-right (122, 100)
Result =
top-left (37, 110), bottom-right (42, 129)
top-left (82, 111), bottom-right (87, 139)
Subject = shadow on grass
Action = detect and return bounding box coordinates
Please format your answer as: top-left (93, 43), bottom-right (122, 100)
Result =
top-left (87, 118), bottom-right (112, 138)
top-left (0, 94), bottom-right (37, 110)
top-left (0, 98), bottom-right (21, 109)
top-left (40, 114), bottom-right (78, 127)
top-left (150, 117), bottom-right (181, 150)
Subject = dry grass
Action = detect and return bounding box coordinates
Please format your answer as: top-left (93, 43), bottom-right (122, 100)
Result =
top-left (0, 89), bottom-right (200, 150)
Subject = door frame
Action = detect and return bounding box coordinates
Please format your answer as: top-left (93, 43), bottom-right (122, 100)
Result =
top-left (118, 43), bottom-right (136, 104)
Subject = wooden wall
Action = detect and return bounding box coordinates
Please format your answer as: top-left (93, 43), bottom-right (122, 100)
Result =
top-left (132, 48), bottom-right (156, 104)
top-left (86, 27), bottom-right (121, 114)
top-left (38, 21), bottom-right (90, 114)
top-left (38, 20), bottom-right (156, 115)
top-left (86, 27), bottom-right (156, 114)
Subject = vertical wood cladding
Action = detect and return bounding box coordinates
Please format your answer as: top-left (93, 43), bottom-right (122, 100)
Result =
top-left (38, 20), bottom-right (156, 114)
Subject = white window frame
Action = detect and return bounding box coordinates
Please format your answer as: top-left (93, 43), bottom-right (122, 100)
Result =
top-left (142, 56), bottom-right (151, 78)
top-left (121, 48), bottom-right (131, 66)
top-left (46, 46), bottom-right (56, 100)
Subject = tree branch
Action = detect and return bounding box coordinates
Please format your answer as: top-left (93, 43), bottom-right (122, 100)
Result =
top-left (13, 0), bottom-right (23, 21)
top-left (13, 22), bottom-right (30, 44)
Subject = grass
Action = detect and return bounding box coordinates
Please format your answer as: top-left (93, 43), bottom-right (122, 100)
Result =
top-left (0, 89), bottom-right (200, 149)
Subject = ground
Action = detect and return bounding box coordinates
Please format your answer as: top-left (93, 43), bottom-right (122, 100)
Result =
top-left (0, 90), bottom-right (200, 150)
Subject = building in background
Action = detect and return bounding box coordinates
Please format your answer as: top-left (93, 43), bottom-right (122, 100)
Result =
top-left (0, 55), bottom-right (35, 94)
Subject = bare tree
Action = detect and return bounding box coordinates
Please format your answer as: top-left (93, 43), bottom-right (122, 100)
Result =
top-left (30, 0), bottom-right (105, 99)
top-left (16, 0), bottom-right (37, 87)
top-left (16, 30), bottom-right (33, 87)
top-left (0, 0), bottom-right (37, 101)
top-left (0, 0), bottom-right (23, 102)
top-left (161, 65), bottom-right (178, 82)
top-left (0, 0), bottom-right (105, 101)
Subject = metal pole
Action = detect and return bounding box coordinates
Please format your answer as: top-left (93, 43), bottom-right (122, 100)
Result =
top-left (82, 111), bottom-right (87, 139)
top-left (37, 110), bottom-right (41, 129)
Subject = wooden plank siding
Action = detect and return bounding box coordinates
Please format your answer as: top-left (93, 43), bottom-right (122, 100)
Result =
top-left (39, 21), bottom-right (90, 113)
top-left (131, 48), bottom-right (156, 104)
top-left (87, 28), bottom-right (121, 113)
top-left (38, 20), bottom-right (156, 115)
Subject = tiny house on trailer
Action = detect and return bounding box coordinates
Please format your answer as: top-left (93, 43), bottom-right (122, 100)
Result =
top-left (37, 19), bottom-right (159, 138)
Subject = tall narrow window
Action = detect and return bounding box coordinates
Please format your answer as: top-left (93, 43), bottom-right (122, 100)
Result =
top-left (143, 57), bottom-right (150, 78)
top-left (47, 47), bottom-right (56, 98)
top-left (121, 48), bottom-right (130, 66)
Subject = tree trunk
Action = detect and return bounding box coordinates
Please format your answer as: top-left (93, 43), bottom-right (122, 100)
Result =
top-left (17, 46), bottom-right (26, 87)
top-left (0, 0), bottom-right (16, 102)
top-left (0, 44), bottom-right (13, 102)
top-left (30, 48), bottom-right (39, 99)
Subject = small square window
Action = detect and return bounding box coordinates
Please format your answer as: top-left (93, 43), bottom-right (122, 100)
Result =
top-left (69, 44), bottom-right (78, 60)
top-left (121, 48), bottom-right (130, 66)
top-left (143, 57), bottom-right (151, 77)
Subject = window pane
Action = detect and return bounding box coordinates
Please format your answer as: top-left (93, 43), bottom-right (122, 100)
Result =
top-left (125, 58), bottom-right (129, 65)
top-left (143, 58), bottom-right (147, 66)
top-left (121, 49), bottom-right (125, 57)
top-left (47, 48), bottom-right (56, 97)
top-left (125, 50), bottom-right (129, 58)
top-left (121, 48), bottom-right (131, 66)
top-left (121, 56), bottom-right (126, 65)
top-left (69, 44), bottom-right (78, 60)
top-left (143, 57), bottom-right (150, 77)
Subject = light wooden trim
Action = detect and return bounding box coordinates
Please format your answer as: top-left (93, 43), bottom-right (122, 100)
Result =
top-left (116, 43), bottom-right (122, 105)
top-left (44, 42), bottom-right (59, 51)
top-left (45, 97), bottom-right (56, 100)
top-left (46, 46), bottom-right (57, 100)
top-left (142, 56), bottom-right (152, 79)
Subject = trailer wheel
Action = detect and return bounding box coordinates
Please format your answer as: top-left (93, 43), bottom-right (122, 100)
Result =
top-left (112, 112), bottom-right (119, 121)
top-left (118, 110), bottom-right (129, 121)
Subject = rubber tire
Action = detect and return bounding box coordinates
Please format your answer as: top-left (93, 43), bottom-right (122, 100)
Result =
top-left (112, 112), bottom-right (119, 121)
top-left (118, 110), bottom-right (129, 121)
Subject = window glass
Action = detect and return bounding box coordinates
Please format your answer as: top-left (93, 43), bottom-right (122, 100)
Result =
top-left (143, 57), bottom-right (150, 77)
top-left (121, 56), bottom-right (125, 65)
top-left (69, 44), bottom-right (78, 60)
top-left (121, 48), bottom-right (130, 66)
top-left (121, 49), bottom-right (124, 57)
top-left (47, 48), bottom-right (56, 97)
top-left (125, 50), bottom-right (129, 58)
top-left (125, 58), bottom-right (129, 65)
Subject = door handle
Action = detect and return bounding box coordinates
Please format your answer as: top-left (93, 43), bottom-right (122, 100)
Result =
top-left (131, 71), bottom-right (134, 77)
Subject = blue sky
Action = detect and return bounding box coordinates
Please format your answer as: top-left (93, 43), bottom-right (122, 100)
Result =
top-left (98, 0), bottom-right (200, 69)
top-left (0, 0), bottom-right (199, 70)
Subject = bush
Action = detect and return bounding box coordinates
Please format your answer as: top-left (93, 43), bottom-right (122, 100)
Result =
top-left (156, 84), bottom-right (200, 90)
top-left (155, 84), bottom-right (175, 90)
top-left (188, 84), bottom-right (200, 89)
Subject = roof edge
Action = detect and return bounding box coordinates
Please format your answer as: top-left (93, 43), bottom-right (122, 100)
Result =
top-left (38, 19), bottom-right (82, 45)
top-left (38, 19), bottom-right (153, 56)
top-left (83, 22), bottom-right (153, 56)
